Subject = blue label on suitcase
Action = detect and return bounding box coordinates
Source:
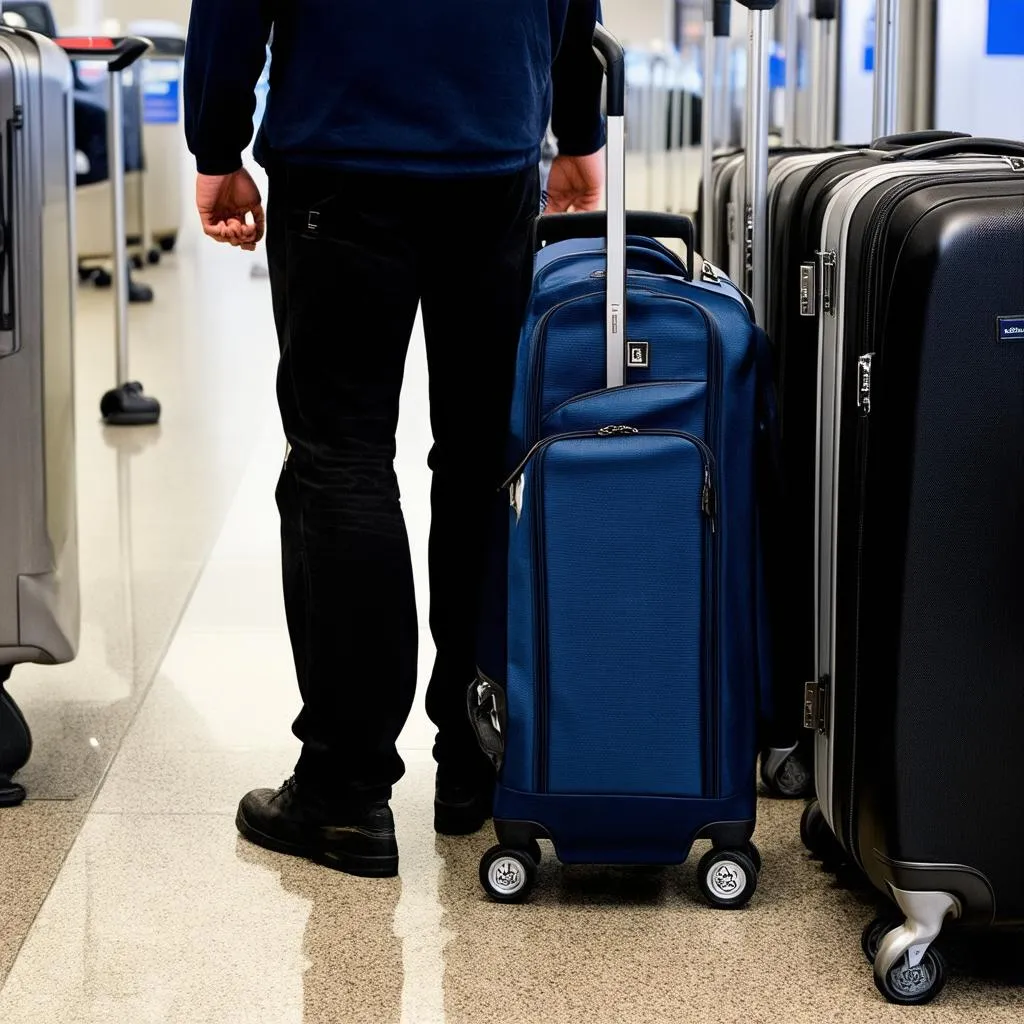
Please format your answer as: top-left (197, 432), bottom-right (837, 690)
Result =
top-left (997, 316), bottom-right (1024, 342)
top-left (988, 0), bottom-right (1024, 56)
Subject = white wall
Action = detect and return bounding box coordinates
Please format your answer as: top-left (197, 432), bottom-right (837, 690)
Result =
top-left (934, 0), bottom-right (1024, 137)
top-left (601, 0), bottom-right (673, 50)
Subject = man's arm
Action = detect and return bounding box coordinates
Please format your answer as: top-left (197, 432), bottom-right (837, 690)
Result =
top-left (550, 0), bottom-right (605, 158)
top-left (183, 0), bottom-right (274, 175)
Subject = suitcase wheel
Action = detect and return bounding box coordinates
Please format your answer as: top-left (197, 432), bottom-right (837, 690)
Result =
top-left (862, 915), bottom-right (901, 965)
top-left (760, 747), bottom-right (813, 799)
top-left (696, 847), bottom-right (758, 910)
top-left (479, 845), bottom-right (538, 904)
top-left (874, 944), bottom-right (947, 1006)
top-left (799, 799), bottom-right (845, 864)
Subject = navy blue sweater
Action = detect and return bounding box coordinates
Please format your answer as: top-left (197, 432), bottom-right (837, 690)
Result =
top-left (184, 0), bottom-right (605, 177)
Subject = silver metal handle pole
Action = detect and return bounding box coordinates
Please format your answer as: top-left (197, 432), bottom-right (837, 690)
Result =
top-left (107, 68), bottom-right (129, 385)
top-left (593, 24), bottom-right (627, 389)
top-left (821, 17), bottom-right (837, 145)
top-left (744, 8), bottom-right (771, 324)
top-left (810, 16), bottom-right (836, 146)
top-left (702, 11), bottom-right (716, 254)
top-left (873, 0), bottom-right (901, 139)
top-left (606, 111), bottom-right (626, 388)
top-left (667, 64), bottom-right (680, 213)
top-left (782, 0), bottom-right (800, 146)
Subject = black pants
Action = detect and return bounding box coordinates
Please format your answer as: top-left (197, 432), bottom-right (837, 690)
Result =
top-left (265, 162), bottom-right (538, 804)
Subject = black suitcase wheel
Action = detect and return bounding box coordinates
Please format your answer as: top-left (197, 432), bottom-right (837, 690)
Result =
top-left (479, 845), bottom-right (537, 904)
top-left (697, 848), bottom-right (758, 909)
top-left (158, 232), bottom-right (177, 253)
top-left (745, 841), bottom-right (762, 876)
top-left (862, 915), bottom-right (901, 965)
top-left (760, 747), bottom-right (813, 799)
top-left (874, 945), bottom-right (946, 1006)
top-left (799, 799), bottom-right (839, 860)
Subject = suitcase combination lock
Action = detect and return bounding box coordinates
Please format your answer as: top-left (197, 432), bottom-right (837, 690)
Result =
top-left (804, 676), bottom-right (830, 734)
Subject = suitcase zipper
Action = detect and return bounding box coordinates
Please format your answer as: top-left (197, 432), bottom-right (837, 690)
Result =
top-left (506, 428), bottom-right (718, 795)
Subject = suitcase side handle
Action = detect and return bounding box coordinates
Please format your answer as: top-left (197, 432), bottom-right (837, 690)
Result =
top-left (534, 211), bottom-right (695, 276)
top-left (0, 111), bottom-right (17, 354)
top-left (881, 137), bottom-right (1024, 162)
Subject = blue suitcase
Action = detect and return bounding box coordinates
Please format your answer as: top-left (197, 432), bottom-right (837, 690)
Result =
top-left (470, 21), bottom-right (778, 907)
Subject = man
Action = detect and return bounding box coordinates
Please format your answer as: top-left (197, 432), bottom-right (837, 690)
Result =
top-left (184, 0), bottom-right (605, 879)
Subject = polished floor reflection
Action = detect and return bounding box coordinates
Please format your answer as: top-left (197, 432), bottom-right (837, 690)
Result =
top-left (2, 173), bottom-right (1024, 1024)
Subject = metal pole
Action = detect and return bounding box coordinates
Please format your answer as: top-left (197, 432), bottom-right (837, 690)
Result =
top-left (873, 0), bottom-right (901, 139)
top-left (745, 10), bottom-right (770, 324)
top-left (702, 11), bottom-right (716, 252)
top-left (782, 0), bottom-right (800, 145)
top-left (107, 68), bottom-right (129, 385)
top-left (823, 17), bottom-right (838, 144)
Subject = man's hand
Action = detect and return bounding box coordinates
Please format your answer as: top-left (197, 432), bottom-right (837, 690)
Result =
top-left (196, 169), bottom-right (265, 251)
top-left (544, 152), bottom-right (604, 213)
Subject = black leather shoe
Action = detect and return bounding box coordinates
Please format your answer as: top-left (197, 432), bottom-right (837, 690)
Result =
top-left (434, 774), bottom-right (495, 836)
top-left (236, 777), bottom-right (398, 878)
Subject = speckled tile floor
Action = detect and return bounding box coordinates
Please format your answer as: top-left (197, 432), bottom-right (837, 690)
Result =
top-left (2, 163), bottom-right (1023, 1024)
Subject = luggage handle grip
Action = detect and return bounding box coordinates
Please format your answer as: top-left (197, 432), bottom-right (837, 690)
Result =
top-left (592, 23), bottom-right (625, 118)
top-left (710, 0), bottom-right (731, 37)
top-left (535, 212), bottom-right (694, 277)
top-left (870, 130), bottom-right (971, 151)
top-left (811, 0), bottom-right (837, 20)
top-left (881, 137), bottom-right (1024, 162)
top-left (55, 36), bottom-right (152, 72)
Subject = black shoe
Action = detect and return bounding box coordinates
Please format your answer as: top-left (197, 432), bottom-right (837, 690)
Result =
top-left (434, 773), bottom-right (495, 836)
top-left (236, 777), bottom-right (398, 878)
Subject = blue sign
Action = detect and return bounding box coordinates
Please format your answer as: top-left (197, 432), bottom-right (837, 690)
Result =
top-left (988, 0), bottom-right (1024, 56)
top-left (770, 45), bottom-right (782, 90)
top-left (143, 76), bottom-right (180, 125)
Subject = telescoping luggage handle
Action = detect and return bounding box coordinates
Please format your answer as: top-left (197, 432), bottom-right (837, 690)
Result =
top-left (535, 25), bottom-right (697, 389)
top-left (736, 0), bottom-right (778, 328)
top-left (701, 1), bottom-right (731, 255)
top-left (593, 23), bottom-right (628, 388)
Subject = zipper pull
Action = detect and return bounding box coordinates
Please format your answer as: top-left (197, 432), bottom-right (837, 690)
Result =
top-left (509, 475), bottom-right (525, 522)
top-left (597, 425), bottom-right (639, 437)
top-left (701, 464), bottom-right (716, 532)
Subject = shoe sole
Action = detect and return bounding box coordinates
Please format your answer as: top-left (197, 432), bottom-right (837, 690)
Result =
top-left (235, 808), bottom-right (399, 878)
top-left (434, 801), bottom-right (491, 837)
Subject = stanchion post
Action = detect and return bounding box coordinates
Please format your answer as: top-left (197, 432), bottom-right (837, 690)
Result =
top-left (56, 36), bottom-right (160, 426)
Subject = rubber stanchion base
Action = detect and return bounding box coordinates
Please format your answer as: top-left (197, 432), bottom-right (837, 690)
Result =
top-left (0, 776), bottom-right (26, 808)
top-left (100, 381), bottom-right (161, 426)
top-left (129, 278), bottom-right (154, 304)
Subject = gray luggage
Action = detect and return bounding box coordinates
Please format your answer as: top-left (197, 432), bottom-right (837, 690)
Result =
top-left (0, 25), bottom-right (80, 799)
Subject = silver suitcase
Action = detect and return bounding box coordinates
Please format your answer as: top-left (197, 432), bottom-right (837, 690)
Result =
top-left (0, 26), bottom-right (79, 673)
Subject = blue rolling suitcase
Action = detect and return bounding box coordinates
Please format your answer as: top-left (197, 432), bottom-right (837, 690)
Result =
top-left (470, 15), bottom-right (778, 907)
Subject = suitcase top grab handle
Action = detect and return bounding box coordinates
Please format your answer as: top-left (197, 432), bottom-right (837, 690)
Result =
top-left (535, 212), bottom-right (695, 278)
top-left (881, 136), bottom-right (1024, 162)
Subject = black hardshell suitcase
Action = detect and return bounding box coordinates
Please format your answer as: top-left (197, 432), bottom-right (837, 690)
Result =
top-left (803, 136), bottom-right (1024, 1005)
top-left (756, 130), bottom-right (974, 799)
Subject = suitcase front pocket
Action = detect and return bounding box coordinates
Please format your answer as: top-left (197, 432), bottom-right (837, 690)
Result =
top-left (511, 428), bottom-right (717, 798)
